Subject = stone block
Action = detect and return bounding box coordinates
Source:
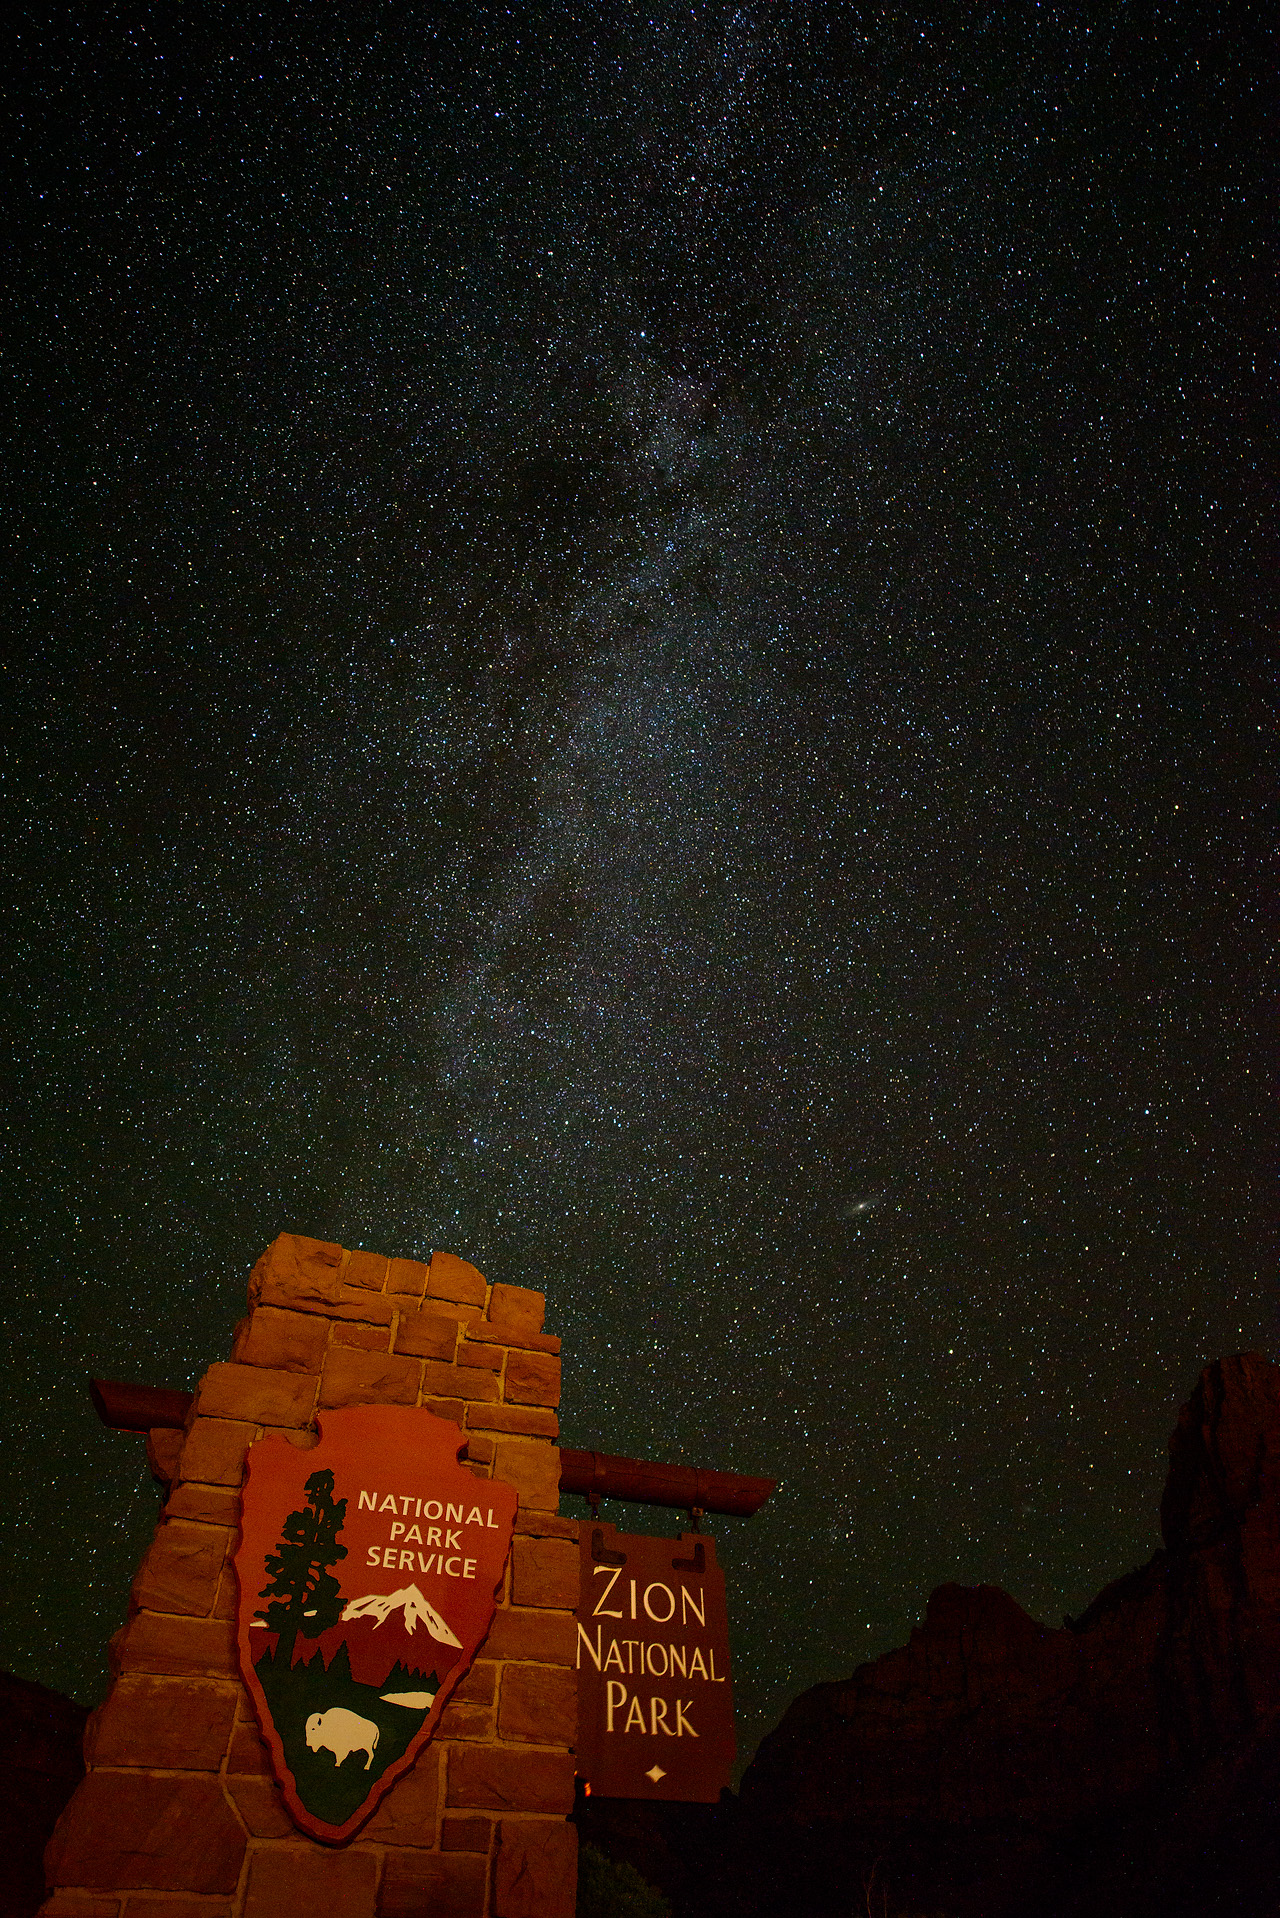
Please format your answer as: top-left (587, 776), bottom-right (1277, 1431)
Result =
top-left (85, 1675), bottom-right (238, 1771)
top-left (387, 1256), bottom-right (430, 1299)
top-left (318, 1345), bottom-right (421, 1408)
top-left (252, 1263), bottom-right (333, 1313)
top-left (420, 1359), bottom-right (500, 1404)
top-left (177, 1418), bottom-right (255, 1488)
top-left (441, 1814), bottom-right (493, 1852)
top-left (286, 1231), bottom-right (347, 1273)
top-left (360, 1746), bottom-right (440, 1846)
top-left (511, 1537), bottom-right (578, 1610)
top-left (454, 1660), bottom-right (498, 1704)
top-left (227, 1709), bottom-right (272, 1775)
top-left (504, 1351), bottom-right (561, 1409)
top-left (120, 1901), bottom-right (232, 1918)
top-left (223, 1773), bottom-right (294, 1836)
top-left (195, 1363), bottom-right (316, 1428)
top-left (462, 1434), bottom-right (495, 1465)
top-left (438, 1699), bottom-right (495, 1739)
top-left (465, 1404), bottom-right (559, 1439)
top-left (446, 1744), bottom-right (576, 1814)
top-left (419, 1300), bottom-right (485, 1326)
top-left (38, 1899), bottom-right (121, 1917)
top-left (241, 1846), bottom-right (378, 1918)
top-left (494, 1819), bottom-right (577, 1918)
top-left (493, 1439), bottom-right (561, 1511)
top-left (163, 1484), bottom-right (240, 1528)
top-left (253, 1268), bottom-right (397, 1324)
top-left (488, 1284), bottom-right (545, 1335)
top-left (395, 1312), bottom-right (460, 1361)
top-left (468, 1325), bottom-right (561, 1355)
top-left (427, 1251), bottom-right (487, 1307)
top-left (131, 1520), bottom-right (230, 1617)
top-left (345, 1248), bottom-right (389, 1292)
top-left (484, 1607), bottom-right (576, 1666)
top-left (110, 1612), bottom-right (237, 1679)
top-left (498, 1664), bottom-right (577, 1745)
top-left (232, 1305), bottom-right (330, 1374)
top-left (46, 1772), bottom-right (245, 1893)
top-left (423, 1398), bottom-right (466, 1428)
top-left (247, 1233), bottom-right (344, 1309)
top-left (458, 1341), bottom-right (504, 1374)
top-left (332, 1321), bottom-right (391, 1352)
top-left (263, 1424), bottom-right (321, 1450)
top-left (211, 1566), bottom-right (237, 1620)
top-left (145, 1429), bottom-right (184, 1488)
top-left (378, 1851), bottom-right (488, 1918)
top-left (513, 1510), bottom-right (577, 1540)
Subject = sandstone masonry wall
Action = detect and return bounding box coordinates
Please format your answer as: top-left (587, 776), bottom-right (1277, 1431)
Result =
top-left (40, 1233), bottom-right (578, 1918)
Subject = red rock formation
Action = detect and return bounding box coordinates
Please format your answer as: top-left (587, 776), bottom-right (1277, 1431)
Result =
top-left (729, 1355), bottom-right (1280, 1917)
top-left (0, 1673), bottom-right (87, 1918)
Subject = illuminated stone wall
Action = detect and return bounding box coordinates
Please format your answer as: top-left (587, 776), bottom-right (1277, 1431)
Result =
top-left (40, 1233), bottom-right (577, 1918)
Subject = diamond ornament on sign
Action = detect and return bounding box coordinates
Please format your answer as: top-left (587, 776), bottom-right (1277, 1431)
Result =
top-left (234, 1405), bottom-right (516, 1843)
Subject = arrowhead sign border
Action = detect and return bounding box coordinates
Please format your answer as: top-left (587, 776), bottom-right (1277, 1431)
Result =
top-left (233, 1405), bottom-right (517, 1843)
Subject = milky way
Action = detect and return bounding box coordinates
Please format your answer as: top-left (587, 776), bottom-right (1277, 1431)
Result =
top-left (4, 4), bottom-right (1272, 1759)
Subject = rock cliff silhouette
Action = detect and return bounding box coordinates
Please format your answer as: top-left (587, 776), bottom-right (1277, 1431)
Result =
top-left (579, 1354), bottom-right (1280, 1918)
top-left (0, 1672), bottom-right (87, 1918)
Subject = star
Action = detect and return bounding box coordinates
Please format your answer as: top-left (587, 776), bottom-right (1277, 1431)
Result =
top-left (1, 2), bottom-right (1268, 1796)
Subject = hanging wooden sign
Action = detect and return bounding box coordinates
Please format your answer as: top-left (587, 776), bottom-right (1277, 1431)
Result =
top-left (233, 1404), bottom-right (516, 1842)
top-left (574, 1520), bottom-right (736, 1801)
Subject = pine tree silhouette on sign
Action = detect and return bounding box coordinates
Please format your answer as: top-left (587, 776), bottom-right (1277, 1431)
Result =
top-left (256, 1468), bottom-right (348, 1669)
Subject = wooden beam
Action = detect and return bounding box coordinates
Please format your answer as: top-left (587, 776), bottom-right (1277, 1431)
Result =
top-left (558, 1448), bottom-right (775, 1517)
top-left (88, 1380), bottom-right (777, 1515)
top-left (89, 1378), bottom-right (194, 1433)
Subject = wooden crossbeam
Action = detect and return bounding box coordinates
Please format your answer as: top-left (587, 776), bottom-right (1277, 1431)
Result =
top-left (558, 1447), bottom-right (775, 1517)
top-left (89, 1377), bottom-right (196, 1433)
top-left (88, 1379), bottom-right (777, 1517)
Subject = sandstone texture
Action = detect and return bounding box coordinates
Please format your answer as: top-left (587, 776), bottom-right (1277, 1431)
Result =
top-left (41, 1234), bottom-right (577, 1918)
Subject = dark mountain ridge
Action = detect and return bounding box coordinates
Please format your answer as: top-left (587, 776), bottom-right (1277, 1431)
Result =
top-left (580, 1354), bottom-right (1280, 1917)
top-left (11, 1356), bottom-right (1280, 1913)
top-left (0, 1671), bottom-right (87, 1918)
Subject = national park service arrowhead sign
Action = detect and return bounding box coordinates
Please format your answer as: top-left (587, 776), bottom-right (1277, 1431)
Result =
top-left (234, 1405), bottom-right (517, 1842)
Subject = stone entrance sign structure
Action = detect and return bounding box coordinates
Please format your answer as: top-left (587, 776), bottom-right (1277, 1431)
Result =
top-left (41, 1232), bottom-right (579, 1918)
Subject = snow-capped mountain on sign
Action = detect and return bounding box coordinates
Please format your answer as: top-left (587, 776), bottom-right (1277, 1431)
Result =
top-left (341, 1585), bottom-right (463, 1647)
top-left (234, 1404), bottom-right (517, 1844)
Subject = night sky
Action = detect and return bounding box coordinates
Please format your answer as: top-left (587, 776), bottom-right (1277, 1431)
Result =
top-left (3, 3), bottom-right (1273, 1768)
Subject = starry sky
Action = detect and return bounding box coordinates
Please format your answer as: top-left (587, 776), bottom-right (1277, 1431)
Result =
top-left (3, 3), bottom-right (1273, 1765)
